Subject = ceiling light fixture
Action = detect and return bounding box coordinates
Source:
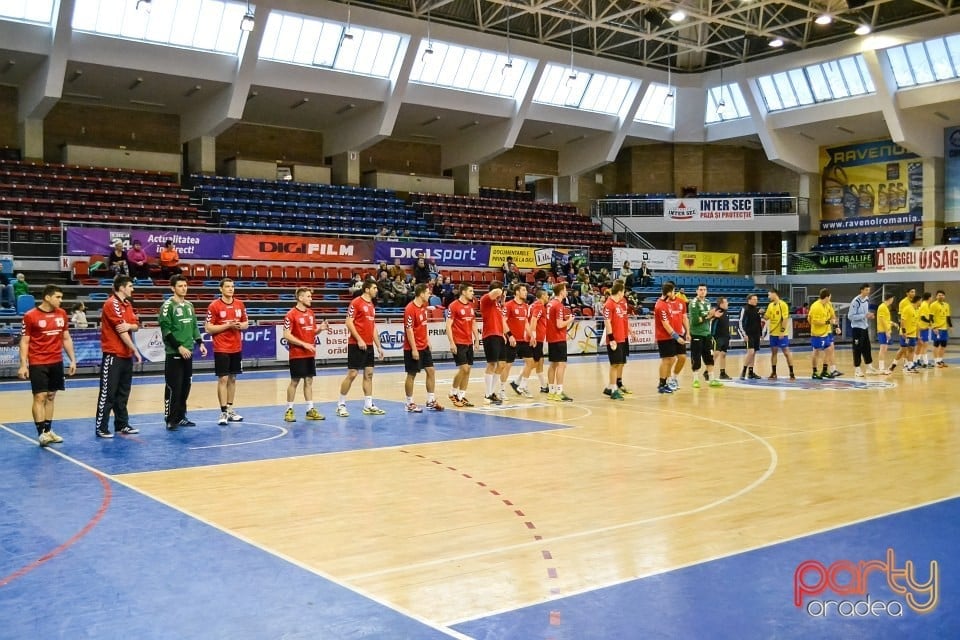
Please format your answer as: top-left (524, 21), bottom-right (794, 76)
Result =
top-left (503, 4), bottom-right (513, 75)
top-left (128, 77), bottom-right (143, 90)
top-left (855, 24), bottom-right (871, 36)
top-left (814, 14), bottom-right (832, 26)
top-left (335, 103), bottom-right (357, 115)
top-left (290, 98), bottom-right (309, 110)
top-left (240, 0), bottom-right (255, 32)
top-left (769, 37), bottom-right (784, 48)
top-left (533, 130), bottom-right (554, 140)
top-left (184, 84), bottom-right (202, 97)
top-left (422, 9), bottom-right (434, 62)
top-left (68, 69), bottom-right (83, 82)
top-left (669, 10), bottom-right (686, 23)
top-left (342, 1), bottom-right (354, 41)
top-left (566, 19), bottom-right (577, 87)
top-left (664, 58), bottom-right (674, 105)
top-left (716, 67), bottom-right (726, 117)
top-left (136, 0), bottom-right (151, 13)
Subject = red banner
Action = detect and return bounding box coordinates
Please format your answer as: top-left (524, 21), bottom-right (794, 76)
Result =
top-left (232, 234), bottom-right (374, 263)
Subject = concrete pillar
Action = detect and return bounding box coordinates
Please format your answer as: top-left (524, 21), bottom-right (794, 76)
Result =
top-left (451, 163), bottom-right (479, 196)
top-left (557, 174), bottom-right (579, 203)
top-left (921, 157), bottom-right (943, 246)
top-left (18, 118), bottom-right (43, 162)
top-left (185, 135), bottom-right (216, 175)
top-left (331, 150), bottom-right (360, 186)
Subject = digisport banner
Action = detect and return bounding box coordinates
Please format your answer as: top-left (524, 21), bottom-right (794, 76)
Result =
top-left (819, 139), bottom-right (922, 228)
top-left (946, 126), bottom-right (960, 224)
top-left (788, 251), bottom-right (875, 274)
top-left (876, 245), bottom-right (960, 272)
top-left (233, 234), bottom-right (374, 263)
top-left (664, 198), bottom-right (754, 221)
top-left (65, 228), bottom-right (235, 259)
top-left (373, 241), bottom-right (491, 267)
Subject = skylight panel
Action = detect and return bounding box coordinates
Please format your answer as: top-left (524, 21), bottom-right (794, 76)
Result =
top-left (409, 40), bottom-right (528, 98)
top-left (705, 82), bottom-right (750, 124)
top-left (757, 55), bottom-right (874, 112)
top-left (0, 0), bottom-right (55, 25)
top-left (635, 82), bottom-right (674, 126)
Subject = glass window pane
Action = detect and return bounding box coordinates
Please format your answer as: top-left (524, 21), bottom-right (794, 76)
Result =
top-left (193, 1), bottom-right (224, 51)
top-left (334, 28), bottom-right (362, 71)
top-left (925, 39), bottom-right (954, 80)
top-left (313, 23), bottom-right (341, 67)
top-left (787, 68), bottom-right (813, 105)
top-left (757, 75), bottom-right (782, 111)
top-left (436, 45), bottom-right (463, 86)
top-left (947, 35), bottom-right (960, 76)
top-left (885, 47), bottom-right (915, 87)
top-left (856, 55), bottom-right (876, 92)
top-left (352, 30), bottom-right (381, 74)
top-left (905, 42), bottom-right (934, 84)
top-left (773, 72), bottom-right (798, 108)
top-left (292, 19), bottom-right (323, 65)
top-left (143, 0), bottom-right (176, 42)
top-left (371, 33), bottom-right (401, 77)
top-left (72, 0), bottom-right (98, 30)
top-left (96, 0), bottom-right (124, 34)
top-left (24, 0), bottom-right (55, 23)
top-left (636, 82), bottom-right (673, 126)
top-left (469, 52), bottom-right (496, 92)
top-left (168, 0), bottom-right (201, 47)
top-left (214, 4), bottom-right (244, 53)
top-left (730, 83), bottom-right (749, 116)
top-left (805, 65), bottom-right (828, 101)
top-left (819, 60), bottom-right (847, 99)
top-left (838, 57), bottom-right (865, 94)
top-left (452, 48), bottom-right (479, 88)
top-left (272, 15), bottom-right (300, 61)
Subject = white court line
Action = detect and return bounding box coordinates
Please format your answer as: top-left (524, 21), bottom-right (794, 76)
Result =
top-left (186, 422), bottom-right (289, 450)
top-left (347, 412), bottom-right (778, 583)
top-left (0, 423), bottom-right (472, 640)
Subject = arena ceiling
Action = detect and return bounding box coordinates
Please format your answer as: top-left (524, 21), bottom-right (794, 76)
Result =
top-left (338, 0), bottom-right (960, 71)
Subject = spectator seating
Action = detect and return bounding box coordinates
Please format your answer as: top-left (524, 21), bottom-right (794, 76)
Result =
top-left (812, 230), bottom-right (914, 251)
top-left (192, 175), bottom-right (440, 238)
top-left (943, 227), bottom-right (960, 244)
top-left (600, 191), bottom-right (796, 216)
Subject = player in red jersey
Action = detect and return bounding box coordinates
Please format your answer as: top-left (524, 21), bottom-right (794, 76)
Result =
top-left (654, 282), bottom-right (686, 394)
top-left (95, 275), bottom-right (142, 438)
top-left (18, 285), bottom-right (76, 446)
top-left (205, 278), bottom-right (249, 425)
top-left (602, 280), bottom-right (630, 400)
top-left (402, 283), bottom-right (444, 412)
top-left (525, 287), bottom-right (550, 394)
top-left (504, 283), bottom-right (532, 398)
top-left (446, 282), bottom-right (480, 408)
top-left (282, 287), bottom-right (329, 422)
top-left (479, 280), bottom-right (507, 404)
top-left (665, 280), bottom-right (690, 390)
top-left (545, 282), bottom-right (575, 401)
top-left (338, 279), bottom-right (386, 417)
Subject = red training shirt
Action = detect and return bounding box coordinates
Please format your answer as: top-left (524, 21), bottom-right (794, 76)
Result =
top-left (479, 293), bottom-right (505, 339)
top-left (206, 298), bottom-right (247, 354)
top-left (284, 306), bottom-right (317, 360)
top-left (504, 298), bottom-right (529, 340)
top-left (529, 299), bottom-right (547, 343)
top-left (100, 294), bottom-right (139, 358)
top-left (347, 296), bottom-right (376, 345)
top-left (603, 296), bottom-right (630, 343)
top-left (21, 307), bottom-right (69, 366)
top-left (403, 300), bottom-right (429, 351)
top-left (447, 298), bottom-right (476, 346)
top-left (545, 298), bottom-right (570, 344)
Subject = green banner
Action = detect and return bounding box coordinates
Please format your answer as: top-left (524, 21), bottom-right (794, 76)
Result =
top-left (788, 251), bottom-right (876, 274)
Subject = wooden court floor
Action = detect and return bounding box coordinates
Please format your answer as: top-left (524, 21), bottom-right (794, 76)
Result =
top-left (2, 349), bottom-right (958, 636)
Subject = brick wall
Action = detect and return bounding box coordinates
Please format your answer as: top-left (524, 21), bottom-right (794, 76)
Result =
top-left (0, 86), bottom-right (16, 151)
top-left (43, 103), bottom-right (180, 162)
top-left (216, 122), bottom-right (325, 170)
top-left (362, 139), bottom-right (441, 176)
top-left (480, 146), bottom-right (558, 190)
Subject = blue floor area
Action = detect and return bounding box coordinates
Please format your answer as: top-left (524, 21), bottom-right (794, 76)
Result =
top-left (4, 401), bottom-right (567, 474)
top-left (0, 438), bottom-right (460, 639)
top-left (454, 497), bottom-right (960, 640)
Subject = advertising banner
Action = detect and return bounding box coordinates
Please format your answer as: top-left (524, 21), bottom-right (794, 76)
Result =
top-left (677, 251), bottom-right (739, 273)
top-left (946, 126), bottom-right (960, 224)
top-left (65, 228), bottom-right (235, 259)
top-left (489, 245), bottom-right (546, 269)
top-left (0, 332), bottom-right (18, 367)
top-left (820, 212), bottom-right (921, 232)
top-left (233, 234), bottom-right (374, 263)
top-left (664, 198), bottom-right (754, 221)
top-left (876, 245), bottom-right (960, 272)
top-left (612, 248), bottom-right (679, 271)
top-left (819, 139), bottom-right (921, 227)
top-left (374, 241), bottom-right (491, 267)
top-left (788, 251), bottom-right (876, 274)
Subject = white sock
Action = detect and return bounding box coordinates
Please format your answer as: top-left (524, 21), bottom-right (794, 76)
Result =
top-left (519, 377), bottom-right (529, 390)
top-left (406, 396), bottom-right (414, 404)
top-left (537, 372), bottom-right (547, 386)
top-left (339, 395), bottom-right (347, 405)
top-left (364, 396), bottom-right (373, 408)
top-left (427, 392), bottom-right (435, 403)
top-left (878, 360), bottom-right (885, 370)
top-left (287, 402), bottom-right (294, 410)
top-left (307, 401), bottom-right (314, 410)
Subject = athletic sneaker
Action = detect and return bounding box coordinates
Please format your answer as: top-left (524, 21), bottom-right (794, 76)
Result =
top-left (657, 385), bottom-right (673, 394)
top-left (460, 397), bottom-right (475, 408)
top-left (218, 412), bottom-right (229, 426)
top-left (362, 405), bottom-right (386, 415)
top-left (284, 408), bottom-right (296, 422)
top-left (618, 387), bottom-right (633, 395)
top-left (178, 418), bottom-right (197, 427)
top-left (854, 370), bottom-right (865, 377)
top-left (609, 389), bottom-right (625, 400)
top-left (484, 394), bottom-right (503, 405)
top-left (603, 388), bottom-right (613, 396)
top-left (937, 362), bottom-right (948, 368)
top-left (748, 372), bottom-right (762, 380)
top-left (520, 388), bottom-right (533, 398)
top-left (425, 400), bottom-right (444, 411)
top-left (227, 410), bottom-right (243, 422)
top-left (767, 374), bottom-right (778, 380)
top-left (789, 375), bottom-right (796, 381)
top-left (557, 392), bottom-right (573, 402)
top-left (540, 386), bottom-right (549, 394)
top-left (708, 379), bottom-right (724, 388)
top-left (118, 425), bottom-right (140, 435)
top-left (718, 372), bottom-right (732, 380)
top-left (336, 404), bottom-right (349, 417)
top-left (547, 393), bottom-right (560, 402)
top-left (97, 429), bottom-right (115, 438)
top-left (38, 432), bottom-right (54, 447)
top-left (305, 408), bottom-right (325, 420)
top-left (866, 367), bottom-right (879, 375)
top-left (811, 372), bottom-right (822, 380)
top-left (47, 431), bottom-right (64, 443)
top-left (667, 378), bottom-right (679, 390)
top-left (406, 402), bottom-right (423, 413)
top-left (509, 381), bottom-right (522, 396)
top-left (827, 371), bottom-right (842, 378)
top-left (692, 379), bottom-right (701, 389)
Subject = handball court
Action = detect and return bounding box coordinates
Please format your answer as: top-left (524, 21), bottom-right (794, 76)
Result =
top-left (1, 351), bottom-right (958, 639)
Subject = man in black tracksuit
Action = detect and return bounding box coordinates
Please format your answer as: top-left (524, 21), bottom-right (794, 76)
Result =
top-left (739, 294), bottom-right (763, 380)
top-left (159, 275), bottom-right (206, 430)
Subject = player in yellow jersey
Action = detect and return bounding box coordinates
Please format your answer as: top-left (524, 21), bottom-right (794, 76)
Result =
top-left (819, 290), bottom-right (843, 378)
top-left (931, 290), bottom-right (952, 367)
top-left (891, 295), bottom-right (920, 373)
top-left (808, 289), bottom-right (834, 380)
top-left (875, 292), bottom-right (898, 373)
top-left (764, 288), bottom-right (795, 380)
top-left (898, 287), bottom-right (916, 325)
top-left (916, 292), bottom-right (933, 367)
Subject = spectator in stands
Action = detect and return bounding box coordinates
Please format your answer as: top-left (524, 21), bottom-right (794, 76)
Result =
top-left (391, 274), bottom-right (412, 305)
top-left (581, 287), bottom-right (596, 311)
top-left (413, 256), bottom-right (431, 284)
top-left (639, 261), bottom-right (654, 287)
top-left (387, 228), bottom-right (399, 241)
top-left (348, 273), bottom-right (364, 296)
top-left (400, 228), bottom-right (413, 241)
top-left (376, 260), bottom-right (389, 275)
top-left (387, 258), bottom-right (404, 281)
top-left (376, 271), bottom-right (395, 305)
top-left (127, 239), bottom-right (150, 280)
top-left (502, 257), bottom-right (517, 280)
top-left (108, 240), bottom-right (129, 277)
top-left (568, 287), bottom-right (585, 312)
top-left (428, 258), bottom-right (441, 279)
top-left (159, 240), bottom-right (182, 278)
top-left (0, 270), bottom-right (11, 308)
top-left (597, 267), bottom-right (612, 289)
top-left (374, 226), bottom-right (390, 240)
top-left (14, 273), bottom-right (30, 299)
top-left (575, 267), bottom-right (590, 294)
top-left (619, 261), bottom-right (635, 288)
top-left (429, 273), bottom-right (443, 299)
top-left (442, 279), bottom-right (457, 308)
top-left (71, 302), bottom-right (89, 329)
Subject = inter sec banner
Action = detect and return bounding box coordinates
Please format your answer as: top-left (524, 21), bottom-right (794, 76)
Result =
top-left (664, 198), bottom-right (754, 221)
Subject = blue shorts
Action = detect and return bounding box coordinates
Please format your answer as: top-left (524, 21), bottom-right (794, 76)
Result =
top-left (919, 329), bottom-right (932, 342)
top-left (935, 329), bottom-right (949, 346)
top-left (811, 336), bottom-right (830, 350)
top-left (825, 333), bottom-right (835, 346)
top-left (769, 335), bottom-right (790, 349)
top-left (901, 336), bottom-right (917, 348)
top-left (877, 332), bottom-right (890, 345)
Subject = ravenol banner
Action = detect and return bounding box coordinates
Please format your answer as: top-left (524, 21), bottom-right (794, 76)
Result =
top-left (819, 139), bottom-right (922, 228)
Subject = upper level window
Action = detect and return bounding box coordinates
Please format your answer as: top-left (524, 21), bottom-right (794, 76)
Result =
top-left (72, 0), bottom-right (248, 55)
top-left (410, 40), bottom-right (528, 98)
top-left (259, 11), bottom-right (401, 77)
top-left (0, 0), bottom-right (55, 25)
top-left (757, 54), bottom-right (875, 112)
top-left (634, 82), bottom-right (674, 127)
top-left (706, 82), bottom-right (750, 124)
top-left (886, 35), bottom-right (960, 88)
top-left (533, 63), bottom-right (632, 115)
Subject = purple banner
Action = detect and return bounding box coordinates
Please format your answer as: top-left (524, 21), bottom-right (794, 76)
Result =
top-left (199, 325), bottom-right (278, 359)
top-left (66, 228), bottom-right (235, 260)
top-left (373, 241), bottom-right (491, 267)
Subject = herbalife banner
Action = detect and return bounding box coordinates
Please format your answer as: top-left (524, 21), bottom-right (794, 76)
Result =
top-left (788, 251), bottom-right (876, 274)
top-left (663, 198), bottom-right (754, 221)
top-left (946, 126), bottom-right (960, 224)
top-left (819, 139), bottom-right (922, 230)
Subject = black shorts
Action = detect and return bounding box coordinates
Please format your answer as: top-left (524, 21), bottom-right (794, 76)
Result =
top-left (606, 340), bottom-right (628, 365)
top-left (347, 343), bottom-right (376, 370)
top-left (214, 352), bottom-right (243, 377)
top-left (403, 347), bottom-right (434, 375)
top-left (547, 341), bottom-right (567, 363)
top-left (745, 334), bottom-right (762, 351)
top-left (657, 339), bottom-right (682, 358)
top-left (454, 344), bottom-right (474, 366)
top-left (502, 342), bottom-right (518, 364)
top-left (714, 336), bottom-right (730, 353)
top-left (518, 341), bottom-right (543, 361)
top-left (29, 362), bottom-right (65, 395)
top-left (482, 335), bottom-right (506, 363)
top-left (289, 357), bottom-right (316, 379)
top-left (690, 335), bottom-right (715, 369)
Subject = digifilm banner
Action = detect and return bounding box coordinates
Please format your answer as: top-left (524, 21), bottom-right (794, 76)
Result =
top-left (233, 234), bottom-right (374, 263)
top-left (819, 139), bottom-right (922, 229)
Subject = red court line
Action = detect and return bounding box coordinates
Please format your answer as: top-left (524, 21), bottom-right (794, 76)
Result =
top-left (0, 471), bottom-right (112, 588)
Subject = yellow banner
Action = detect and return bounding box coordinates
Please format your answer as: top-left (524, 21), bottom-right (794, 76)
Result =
top-left (678, 251), bottom-right (739, 273)
top-left (489, 245), bottom-right (540, 269)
